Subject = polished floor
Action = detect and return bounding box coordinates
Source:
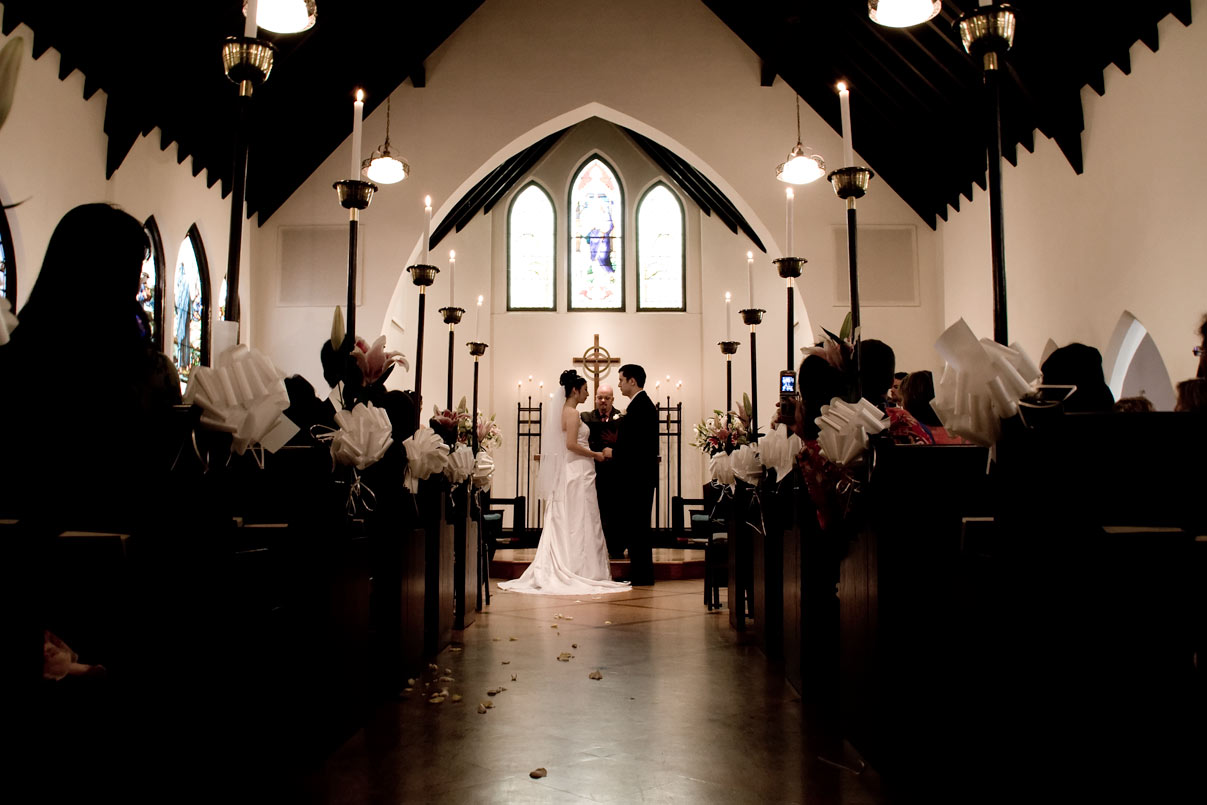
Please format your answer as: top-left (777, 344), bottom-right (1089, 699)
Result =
top-left (295, 578), bottom-right (886, 804)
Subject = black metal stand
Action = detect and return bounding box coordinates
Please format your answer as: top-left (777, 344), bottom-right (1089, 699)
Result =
top-left (956, 4), bottom-right (1017, 346)
top-left (407, 265), bottom-right (439, 428)
top-left (774, 259), bottom-right (805, 371)
top-left (828, 166), bottom-right (874, 400)
top-left (468, 342), bottom-right (487, 453)
top-left (719, 341), bottom-right (739, 413)
top-left (740, 308), bottom-right (765, 440)
top-left (220, 36), bottom-right (277, 323)
top-left (334, 181), bottom-right (378, 343)
top-left (440, 307), bottom-right (465, 410)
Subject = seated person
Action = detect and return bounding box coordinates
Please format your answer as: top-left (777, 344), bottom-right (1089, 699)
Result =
top-left (1175, 378), bottom-right (1206, 412)
top-left (1112, 396), bottom-right (1155, 413)
top-left (900, 370), bottom-right (966, 444)
top-left (1039, 343), bottom-right (1115, 412)
top-left (861, 340), bottom-right (933, 445)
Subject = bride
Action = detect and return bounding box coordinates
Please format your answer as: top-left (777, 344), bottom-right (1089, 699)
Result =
top-left (498, 370), bottom-right (630, 595)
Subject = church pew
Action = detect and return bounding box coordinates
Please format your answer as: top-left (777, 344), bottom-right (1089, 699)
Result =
top-left (450, 480), bottom-right (479, 630)
top-left (419, 478), bottom-right (456, 657)
top-left (835, 442), bottom-right (992, 791)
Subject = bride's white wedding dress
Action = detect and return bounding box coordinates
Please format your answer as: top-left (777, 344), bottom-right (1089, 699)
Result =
top-left (498, 417), bottom-right (630, 595)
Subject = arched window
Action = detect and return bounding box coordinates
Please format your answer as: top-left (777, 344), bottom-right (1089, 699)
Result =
top-left (568, 155), bottom-right (623, 310)
top-left (636, 183), bottom-right (685, 311)
top-left (140, 216), bottom-right (166, 351)
top-left (0, 201), bottom-right (15, 307)
top-left (172, 224), bottom-right (210, 394)
top-left (507, 182), bottom-right (555, 310)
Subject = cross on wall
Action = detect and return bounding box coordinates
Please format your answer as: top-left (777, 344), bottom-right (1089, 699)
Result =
top-left (572, 334), bottom-right (620, 396)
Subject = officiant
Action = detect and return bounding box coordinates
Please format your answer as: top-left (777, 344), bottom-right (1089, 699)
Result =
top-left (581, 384), bottom-right (624, 559)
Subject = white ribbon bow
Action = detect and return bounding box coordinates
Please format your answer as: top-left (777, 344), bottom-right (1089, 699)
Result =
top-left (815, 397), bottom-right (887, 466)
top-left (444, 443), bottom-right (475, 484)
top-left (758, 424), bottom-right (802, 481)
top-left (187, 344), bottom-right (295, 455)
top-left (330, 402), bottom-right (394, 470)
top-left (731, 443), bottom-right (764, 486)
top-left (402, 426), bottom-right (450, 494)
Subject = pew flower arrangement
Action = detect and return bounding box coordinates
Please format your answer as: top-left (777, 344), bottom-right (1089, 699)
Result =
top-left (691, 410), bottom-right (750, 456)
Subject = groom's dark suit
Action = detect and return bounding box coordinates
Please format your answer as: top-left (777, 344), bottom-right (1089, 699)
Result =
top-left (611, 389), bottom-right (658, 585)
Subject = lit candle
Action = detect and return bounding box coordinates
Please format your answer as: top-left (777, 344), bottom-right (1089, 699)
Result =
top-left (838, 81), bottom-right (854, 168)
top-left (422, 196), bottom-right (432, 265)
top-left (746, 251), bottom-right (754, 308)
top-left (785, 188), bottom-right (794, 257)
top-left (350, 89), bottom-right (364, 180)
top-left (475, 294), bottom-right (483, 339)
top-left (244, 0), bottom-right (259, 37)
top-left (725, 292), bottom-right (732, 341)
top-left (449, 250), bottom-right (456, 306)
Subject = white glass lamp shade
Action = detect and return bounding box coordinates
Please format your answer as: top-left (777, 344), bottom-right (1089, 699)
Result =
top-left (364, 151), bottom-right (409, 185)
top-left (868, 0), bottom-right (941, 28)
top-left (245, 0), bottom-right (318, 34)
top-left (776, 144), bottom-right (826, 185)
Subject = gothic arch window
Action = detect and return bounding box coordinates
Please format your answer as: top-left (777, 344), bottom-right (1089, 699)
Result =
top-left (568, 155), bottom-right (623, 310)
top-left (0, 201), bottom-right (15, 306)
top-left (172, 224), bottom-right (210, 394)
top-left (636, 182), bottom-right (685, 311)
top-left (140, 216), bottom-right (166, 351)
top-left (507, 182), bottom-right (556, 310)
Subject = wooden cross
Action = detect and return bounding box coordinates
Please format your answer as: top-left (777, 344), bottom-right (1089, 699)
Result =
top-left (572, 333), bottom-right (621, 395)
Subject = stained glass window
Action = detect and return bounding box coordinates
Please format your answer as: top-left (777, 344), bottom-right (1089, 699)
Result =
top-left (172, 226), bottom-right (209, 394)
top-left (140, 217), bottom-right (166, 350)
top-left (0, 202), bottom-right (14, 306)
top-left (507, 183), bottom-right (555, 310)
top-left (569, 156), bottom-right (623, 310)
top-left (636, 183), bottom-right (685, 311)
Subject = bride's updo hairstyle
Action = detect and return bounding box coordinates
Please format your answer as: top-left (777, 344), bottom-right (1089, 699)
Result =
top-left (559, 369), bottom-right (587, 398)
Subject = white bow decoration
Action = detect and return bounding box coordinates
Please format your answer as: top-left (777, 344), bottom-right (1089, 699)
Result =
top-left (815, 397), bottom-right (887, 466)
top-left (759, 424), bottom-right (802, 481)
top-left (444, 443), bottom-right (475, 484)
top-left (330, 402), bottom-right (394, 470)
top-left (186, 344), bottom-right (296, 455)
top-left (472, 450), bottom-right (495, 490)
top-left (402, 427), bottom-right (450, 494)
top-left (931, 318), bottom-right (1040, 448)
top-left (731, 443), bottom-right (764, 486)
top-left (709, 451), bottom-right (736, 488)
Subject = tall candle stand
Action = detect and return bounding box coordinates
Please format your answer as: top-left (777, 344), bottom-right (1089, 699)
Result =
top-left (739, 308), bottom-right (765, 440)
top-left (333, 180), bottom-right (379, 342)
top-left (718, 340), bottom-right (740, 414)
top-left (956, 3), bottom-right (1017, 345)
top-left (773, 258), bottom-right (806, 371)
top-left (407, 263), bottom-right (440, 428)
top-left (221, 35), bottom-right (277, 323)
top-left (828, 166), bottom-right (874, 400)
top-left (439, 306), bottom-right (466, 410)
top-left (467, 342), bottom-right (489, 455)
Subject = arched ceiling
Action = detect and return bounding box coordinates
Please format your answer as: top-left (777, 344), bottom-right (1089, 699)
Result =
top-left (0, 1), bottom-right (1192, 229)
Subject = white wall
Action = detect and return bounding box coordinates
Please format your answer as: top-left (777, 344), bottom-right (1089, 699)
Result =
top-left (253, 0), bottom-right (944, 498)
top-left (939, 3), bottom-right (1207, 389)
top-left (0, 12), bottom-right (243, 355)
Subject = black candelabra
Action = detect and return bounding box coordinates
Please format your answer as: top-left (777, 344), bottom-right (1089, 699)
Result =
top-left (333, 181), bottom-right (379, 343)
top-left (220, 34), bottom-right (277, 323)
top-left (739, 307), bottom-right (765, 439)
top-left (828, 167), bottom-right (874, 399)
top-left (773, 257), bottom-right (806, 371)
top-left (467, 341), bottom-right (488, 454)
top-left (407, 263), bottom-right (439, 428)
top-left (956, 3), bottom-right (1017, 345)
top-left (440, 305), bottom-right (466, 410)
top-left (718, 340), bottom-right (739, 413)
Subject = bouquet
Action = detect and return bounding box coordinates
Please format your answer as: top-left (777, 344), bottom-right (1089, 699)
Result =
top-left (691, 410), bottom-right (750, 456)
top-left (432, 396), bottom-right (503, 452)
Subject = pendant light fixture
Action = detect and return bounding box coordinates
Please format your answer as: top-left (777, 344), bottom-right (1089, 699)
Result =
top-left (245, 0), bottom-right (318, 35)
top-left (868, 0), bottom-right (940, 28)
top-left (776, 95), bottom-right (825, 185)
top-left (363, 96), bottom-right (410, 185)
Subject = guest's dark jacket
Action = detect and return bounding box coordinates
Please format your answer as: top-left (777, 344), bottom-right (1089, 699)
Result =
top-left (610, 390), bottom-right (659, 488)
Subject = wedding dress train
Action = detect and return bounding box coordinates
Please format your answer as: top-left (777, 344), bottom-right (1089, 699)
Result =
top-left (498, 418), bottom-right (630, 595)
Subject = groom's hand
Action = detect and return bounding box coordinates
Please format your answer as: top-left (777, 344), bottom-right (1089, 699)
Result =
top-left (603, 447), bottom-right (613, 460)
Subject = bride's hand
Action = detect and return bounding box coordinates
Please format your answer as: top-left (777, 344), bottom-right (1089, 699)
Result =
top-left (593, 451), bottom-right (605, 462)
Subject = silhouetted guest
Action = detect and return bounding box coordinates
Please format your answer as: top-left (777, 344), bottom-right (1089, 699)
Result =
top-left (1196, 314), bottom-right (1206, 379)
top-left (859, 339), bottom-right (932, 444)
top-left (888, 370), bottom-right (908, 406)
top-left (900, 369), bottom-right (966, 444)
top-left (1175, 378), bottom-right (1207, 412)
top-left (1040, 343), bottom-right (1115, 413)
top-left (0, 203), bottom-right (181, 530)
top-left (1112, 396), bottom-right (1155, 414)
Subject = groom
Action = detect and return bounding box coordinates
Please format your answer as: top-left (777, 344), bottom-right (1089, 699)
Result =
top-left (604, 364), bottom-right (658, 586)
